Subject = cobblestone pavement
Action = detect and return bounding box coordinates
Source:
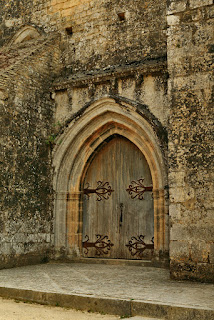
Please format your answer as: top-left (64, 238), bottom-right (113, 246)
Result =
top-left (0, 263), bottom-right (213, 310)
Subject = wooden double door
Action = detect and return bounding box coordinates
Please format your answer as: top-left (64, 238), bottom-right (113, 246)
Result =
top-left (82, 135), bottom-right (154, 260)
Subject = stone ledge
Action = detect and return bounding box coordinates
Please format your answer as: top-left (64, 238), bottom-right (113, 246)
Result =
top-left (53, 57), bottom-right (167, 90)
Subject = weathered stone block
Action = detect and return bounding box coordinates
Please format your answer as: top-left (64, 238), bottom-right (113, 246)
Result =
top-left (167, 14), bottom-right (180, 26)
top-left (189, 0), bottom-right (213, 9)
top-left (170, 224), bottom-right (190, 241)
top-left (167, 1), bottom-right (187, 15)
top-left (170, 240), bottom-right (190, 260)
top-left (0, 89), bottom-right (8, 101)
top-left (209, 244), bottom-right (214, 264)
top-left (190, 241), bottom-right (210, 263)
top-left (168, 171), bottom-right (185, 187)
top-left (169, 186), bottom-right (195, 203)
top-left (169, 203), bottom-right (182, 220)
top-left (53, 90), bottom-right (70, 122)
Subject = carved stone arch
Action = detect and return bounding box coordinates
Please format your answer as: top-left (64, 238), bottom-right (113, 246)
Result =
top-left (9, 25), bottom-right (41, 46)
top-left (53, 97), bottom-right (168, 263)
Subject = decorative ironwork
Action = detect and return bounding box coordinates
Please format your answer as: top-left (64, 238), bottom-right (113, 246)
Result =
top-left (83, 181), bottom-right (114, 201)
top-left (83, 234), bottom-right (114, 255)
top-left (126, 235), bottom-right (154, 258)
top-left (126, 178), bottom-right (152, 200)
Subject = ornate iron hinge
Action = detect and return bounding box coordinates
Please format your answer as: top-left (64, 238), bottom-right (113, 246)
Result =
top-left (83, 181), bottom-right (114, 201)
top-left (83, 235), bottom-right (114, 255)
top-left (126, 235), bottom-right (154, 258)
top-left (126, 178), bottom-right (152, 200)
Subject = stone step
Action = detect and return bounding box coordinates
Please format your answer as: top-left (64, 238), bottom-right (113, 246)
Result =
top-left (0, 286), bottom-right (213, 320)
top-left (0, 263), bottom-right (213, 320)
top-left (124, 317), bottom-right (164, 320)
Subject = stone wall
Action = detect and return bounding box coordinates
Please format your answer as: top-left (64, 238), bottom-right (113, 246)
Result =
top-left (0, 0), bottom-right (169, 269)
top-left (0, 0), bottom-right (213, 282)
top-left (0, 0), bottom-right (167, 69)
top-left (0, 35), bottom-right (61, 268)
top-left (167, 1), bottom-right (214, 282)
top-left (59, 0), bottom-right (167, 72)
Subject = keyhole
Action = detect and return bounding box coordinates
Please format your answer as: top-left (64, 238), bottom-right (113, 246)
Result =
top-left (120, 203), bottom-right (123, 227)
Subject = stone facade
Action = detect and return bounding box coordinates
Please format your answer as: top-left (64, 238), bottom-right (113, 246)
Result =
top-left (0, 33), bottom-right (62, 268)
top-left (0, 1), bottom-right (213, 282)
top-left (167, 0), bottom-right (214, 282)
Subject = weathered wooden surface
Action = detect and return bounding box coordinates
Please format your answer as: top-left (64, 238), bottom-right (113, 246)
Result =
top-left (83, 136), bottom-right (154, 259)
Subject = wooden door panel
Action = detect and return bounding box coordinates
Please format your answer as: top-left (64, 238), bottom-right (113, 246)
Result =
top-left (82, 139), bottom-right (118, 258)
top-left (82, 135), bottom-right (154, 259)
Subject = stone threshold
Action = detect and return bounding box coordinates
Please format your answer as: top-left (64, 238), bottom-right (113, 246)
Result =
top-left (65, 257), bottom-right (169, 269)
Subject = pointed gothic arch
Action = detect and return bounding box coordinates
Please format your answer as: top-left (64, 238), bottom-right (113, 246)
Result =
top-left (53, 97), bottom-right (168, 263)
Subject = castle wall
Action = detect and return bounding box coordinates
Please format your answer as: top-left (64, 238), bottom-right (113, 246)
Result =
top-left (167, 0), bottom-right (214, 282)
top-left (0, 36), bottom-right (61, 268)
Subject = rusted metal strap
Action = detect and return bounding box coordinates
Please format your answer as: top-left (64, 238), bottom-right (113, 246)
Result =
top-left (83, 235), bottom-right (114, 255)
top-left (83, 181), bottom-right (114, 201)
top-left (126, 235), bottom-right (154, 258)
top-left (126, 178), bottom-right (153, 200)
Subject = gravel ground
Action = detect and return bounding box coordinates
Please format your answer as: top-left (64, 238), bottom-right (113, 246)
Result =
top-left (0, 298), bottom-right (120, 320)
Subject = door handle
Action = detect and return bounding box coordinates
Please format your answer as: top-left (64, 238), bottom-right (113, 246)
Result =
top-left (120, 203), bottom-right (123, 227)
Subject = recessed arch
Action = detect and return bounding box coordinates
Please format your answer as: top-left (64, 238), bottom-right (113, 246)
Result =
top-left (53, 97), bottom-right (168, 262)
top-left (9, 25), bottom-right (41, 46)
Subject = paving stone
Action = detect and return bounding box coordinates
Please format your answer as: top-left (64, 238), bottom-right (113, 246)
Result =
top-left (0, 263), bottom-right (213, 312)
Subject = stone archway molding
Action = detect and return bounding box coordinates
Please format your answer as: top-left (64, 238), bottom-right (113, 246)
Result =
top-left (9, 25), bottom-right (41, 46)
top-left (53, 97), bottom-right (168, 260)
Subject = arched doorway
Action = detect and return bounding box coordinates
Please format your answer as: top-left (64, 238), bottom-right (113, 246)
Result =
top-left (53, 98), bottom-right (168, 263)
top-left (82, 135), bottom-right (154, 259)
